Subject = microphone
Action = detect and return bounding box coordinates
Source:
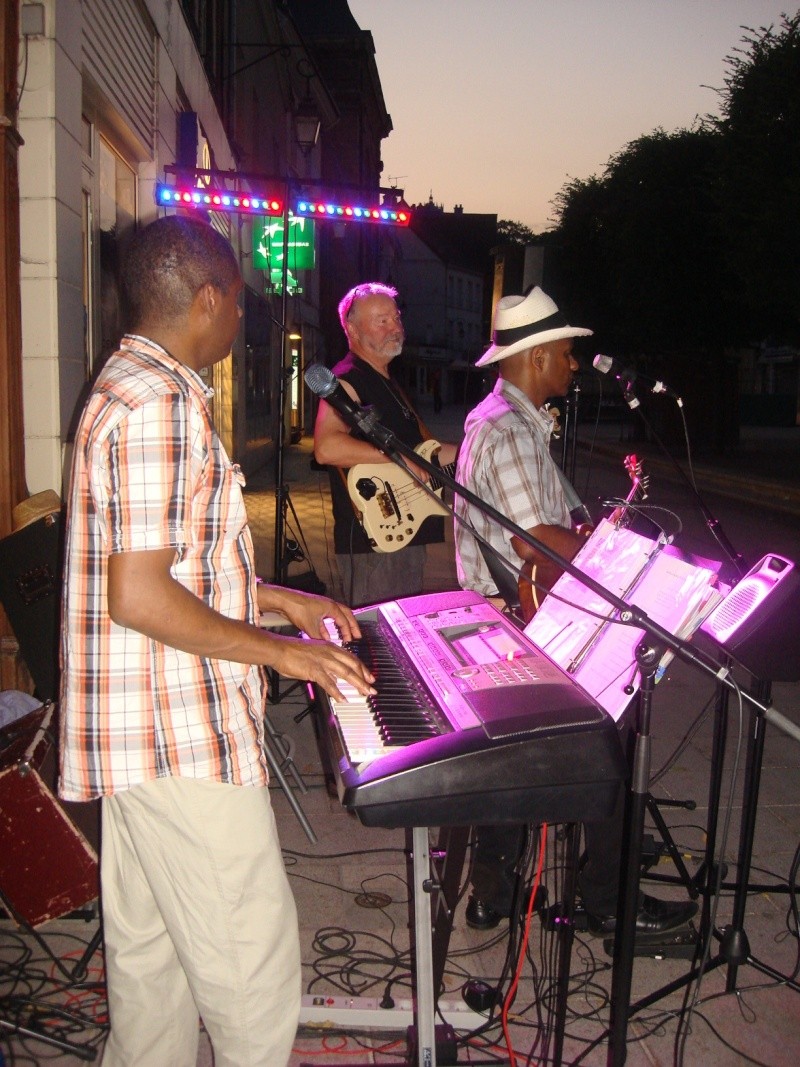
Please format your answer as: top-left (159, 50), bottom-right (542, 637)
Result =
top-left (593, 353), bottom-right (682, 402)
top-left (304, 364), bottom-right (389, 442)
top-left (592, 352), bottom-right (634, 379)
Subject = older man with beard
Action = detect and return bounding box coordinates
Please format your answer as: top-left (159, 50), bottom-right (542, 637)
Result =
top-left (314, 282), bottom-right (458, 607)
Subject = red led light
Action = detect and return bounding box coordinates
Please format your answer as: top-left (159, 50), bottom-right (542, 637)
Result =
top-left (293, 197), bottom-right (411, 226)
top-left (155, 184), bottom-right (409, 224)
top-left (155, 183), bottom-right (283, 217)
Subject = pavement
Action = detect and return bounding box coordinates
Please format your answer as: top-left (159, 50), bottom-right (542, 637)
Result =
top-left (3, 394), bottom-right (800, 1066)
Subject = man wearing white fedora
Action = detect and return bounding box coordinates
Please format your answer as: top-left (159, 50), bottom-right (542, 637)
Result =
top-left (454, 287), bottom-right (697, 937)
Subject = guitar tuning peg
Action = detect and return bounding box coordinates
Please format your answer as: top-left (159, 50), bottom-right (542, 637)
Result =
top-left (545, 404), bottom-right (562, 438)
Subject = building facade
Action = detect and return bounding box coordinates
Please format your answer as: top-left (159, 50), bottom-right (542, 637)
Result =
top-left (1, 0), bottom-right (393, 686)
top-left (382, 201), bottom-right (497, 406)
top-left (11, 0), bottom-right (390, 502)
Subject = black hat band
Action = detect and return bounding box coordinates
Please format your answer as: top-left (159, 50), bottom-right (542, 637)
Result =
top-left (493, 310), bottom-right (567, 345)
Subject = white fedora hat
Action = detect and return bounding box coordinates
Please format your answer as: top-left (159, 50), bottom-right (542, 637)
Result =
top-left (476, 287), bottom-right (592, 367)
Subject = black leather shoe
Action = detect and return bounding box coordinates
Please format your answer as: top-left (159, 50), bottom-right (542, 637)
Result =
top-left (586, 894), bottom-right (698, 938)
top-left (465, 896), bottom-right (502, 930)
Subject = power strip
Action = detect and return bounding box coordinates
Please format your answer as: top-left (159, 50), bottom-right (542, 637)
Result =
top-left (299, 993), bottom-right (487, 1031)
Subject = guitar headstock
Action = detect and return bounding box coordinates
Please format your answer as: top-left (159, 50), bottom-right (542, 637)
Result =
top-left (544, 403), bottom-right (562, 439)
top-left (623, 453), bottom-right (649, 500)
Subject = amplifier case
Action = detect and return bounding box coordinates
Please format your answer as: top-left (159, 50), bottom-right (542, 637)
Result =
top-left (0, 705), bottom-right (98, 928)
top-left (0, 511), bottom-right (62, 702)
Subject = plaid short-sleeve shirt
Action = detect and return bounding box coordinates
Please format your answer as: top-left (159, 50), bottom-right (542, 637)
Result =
top-left (59, 336), bottom-right (268, 801)
top-left (454, 377), bottom-right (572, 597)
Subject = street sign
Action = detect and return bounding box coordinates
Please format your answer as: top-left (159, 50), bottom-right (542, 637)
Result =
top-left (253, 216), bottom-right (316, 272)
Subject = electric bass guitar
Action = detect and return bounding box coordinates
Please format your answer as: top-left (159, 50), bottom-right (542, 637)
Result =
top-left (517, 454), bottom-right (649, 624)
top-left (346, 440), bottom-right (455, 553)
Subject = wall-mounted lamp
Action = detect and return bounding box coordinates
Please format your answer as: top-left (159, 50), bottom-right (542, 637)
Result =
top-left (293, 59), bottom-right (320, 155)
top-left (293, 90), bottom-right (320, 155)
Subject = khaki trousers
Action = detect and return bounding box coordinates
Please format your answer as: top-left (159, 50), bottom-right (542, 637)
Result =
top-left (100, 777), bottom-right (300, 1067)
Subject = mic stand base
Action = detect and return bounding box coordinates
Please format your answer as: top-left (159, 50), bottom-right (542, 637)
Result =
top-left (608, 638), bottom-right (664, 1067)
top-left (605, 671), bottom-right (800, 1058)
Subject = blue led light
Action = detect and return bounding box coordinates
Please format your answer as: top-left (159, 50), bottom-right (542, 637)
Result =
top-left (154, 183), bottom-right (408, 224)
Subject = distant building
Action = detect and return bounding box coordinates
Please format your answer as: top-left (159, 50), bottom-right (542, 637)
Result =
top-left (381, 199), bottom-right (497, 406)
top-left (288, 0), bottom-right (393, 368)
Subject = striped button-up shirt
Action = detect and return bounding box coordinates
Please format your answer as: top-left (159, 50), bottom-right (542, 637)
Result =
top-left (454, 377), bottom-right (571, 597)
top-left (59, 336), bottom-right (268, 801)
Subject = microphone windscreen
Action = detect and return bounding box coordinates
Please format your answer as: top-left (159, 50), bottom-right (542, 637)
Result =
top-left (304, 363), bottom-right (336, 398)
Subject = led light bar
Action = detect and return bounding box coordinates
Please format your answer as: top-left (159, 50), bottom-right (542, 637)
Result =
top-left (155, 183), bottom-right (283, 216)
top-left (294, 198), bottom-right (411, 226)
top-left (156, 182), bottom-right (411, 226)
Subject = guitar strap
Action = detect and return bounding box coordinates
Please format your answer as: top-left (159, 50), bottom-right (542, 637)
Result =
top-left (555, 465), bottom-right (593, 527)
top-left (336, 375), bottom-right (427, 525)
top-left (474, 534), bottom-right (522, 616)
top-left (392, 380), bottom-right (434, 449)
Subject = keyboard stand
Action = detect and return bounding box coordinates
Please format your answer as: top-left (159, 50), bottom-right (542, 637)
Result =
top-left (411, 826), bottom-right (438, 1067)
top-left (408, 823), bottom-right (579, 1067)
top-left (407, 826), bottom-right (473, 1066)
top-left (264, 719), bottom-right (317, 844)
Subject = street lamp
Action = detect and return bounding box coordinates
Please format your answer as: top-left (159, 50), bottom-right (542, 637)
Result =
top-left (293, 94), bottom-right (320, 156)
top-left (293, 60), bottom-right (321, 157)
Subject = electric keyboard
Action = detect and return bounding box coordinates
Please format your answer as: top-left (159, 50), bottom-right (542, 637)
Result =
top-left (309, 590), bottom-right (626, 828)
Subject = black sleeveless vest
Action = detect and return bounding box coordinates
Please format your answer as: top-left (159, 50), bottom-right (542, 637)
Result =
top-left (326, 353), bottom-right (444, 554)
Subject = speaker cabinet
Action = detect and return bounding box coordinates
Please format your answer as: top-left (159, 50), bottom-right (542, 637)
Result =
top-left (0, 704), bottom-right (98, 928)
top-left (0, 511), bottom-right (62, 702)
top-left (700, 554), bottom-right (800, 682)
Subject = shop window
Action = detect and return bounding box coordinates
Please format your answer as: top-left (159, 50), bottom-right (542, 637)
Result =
top-left (82, 120), bottom-right (138, 377)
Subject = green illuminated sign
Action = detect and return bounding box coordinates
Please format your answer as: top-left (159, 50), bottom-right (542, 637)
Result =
top-left (253, 216), bottom-right (316, 273)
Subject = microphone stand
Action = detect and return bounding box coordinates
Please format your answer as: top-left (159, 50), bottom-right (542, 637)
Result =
top-left (346, 408), bottom-right (797, 1067)
top-left (560, 379), bottom-right (581, 486)
top-left (616, 376), bottom-right (747, 580)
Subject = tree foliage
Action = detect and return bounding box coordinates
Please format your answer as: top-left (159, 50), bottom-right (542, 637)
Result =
top-left (551, 128), bottom-right (725, 348)
top-left (497, 219), bottom-right (538, 245)
top-left (549, 12), bottom-right (800, 351)
top-left (713, 12), bottom-right (800, 338)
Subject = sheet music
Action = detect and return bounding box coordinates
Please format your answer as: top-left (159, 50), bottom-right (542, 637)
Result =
top-left (525, 519), bottom-right (723, 721)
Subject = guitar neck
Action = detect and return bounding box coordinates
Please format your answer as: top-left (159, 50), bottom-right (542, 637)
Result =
top-left (428, 462), bottom-right (456, 493)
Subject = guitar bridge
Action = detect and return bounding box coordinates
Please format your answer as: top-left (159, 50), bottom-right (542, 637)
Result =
top-left (377, 486), bottom-right (401, 522)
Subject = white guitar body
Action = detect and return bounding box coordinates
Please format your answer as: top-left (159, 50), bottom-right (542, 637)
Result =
top-left (346, 440), bottom-right (450, 553)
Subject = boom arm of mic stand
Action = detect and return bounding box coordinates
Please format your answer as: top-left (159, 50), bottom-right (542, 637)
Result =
top-left (611, 381), bottom-right (746, 578)
top-left (368, 422), bottom-right (775, 723)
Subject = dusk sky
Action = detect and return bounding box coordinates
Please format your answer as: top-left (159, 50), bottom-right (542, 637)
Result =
top-left (347, 1), bottom-right (793, 232)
